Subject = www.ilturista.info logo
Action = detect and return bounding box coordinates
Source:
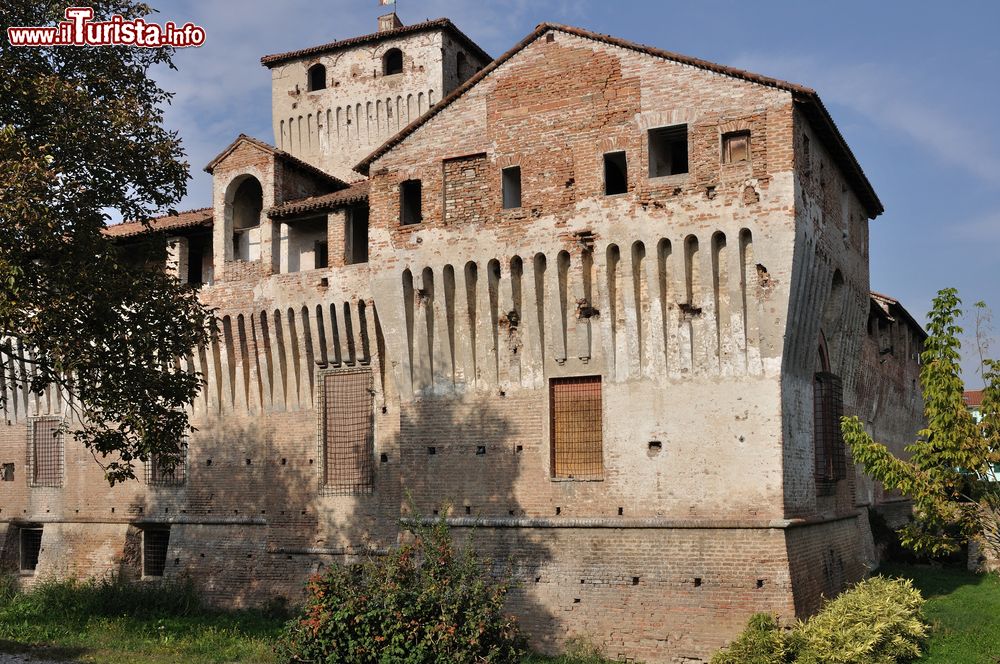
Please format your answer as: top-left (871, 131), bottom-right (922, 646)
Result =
top-left (6, 7), bottom-right (205, 48)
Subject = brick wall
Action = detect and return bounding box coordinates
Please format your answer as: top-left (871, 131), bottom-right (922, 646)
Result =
top-left (0, 24), bottom-right (909, 664)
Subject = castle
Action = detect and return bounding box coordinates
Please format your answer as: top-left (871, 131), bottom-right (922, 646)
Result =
top-left (1, 14), bottom-right (928, 662)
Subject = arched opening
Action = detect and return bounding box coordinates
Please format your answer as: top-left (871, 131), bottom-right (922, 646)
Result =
top-left (229, 176), bottom-right (263, 262)
top-left (307, 63), bottom-right (326, 91)
top-left (382, 48), bottom-right (403, 75)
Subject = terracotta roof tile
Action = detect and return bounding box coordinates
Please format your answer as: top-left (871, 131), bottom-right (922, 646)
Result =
top-left (268, 181), bottom-right (370, 219)
top-left (260, 18), bottom-right (491, 68)
top-left (965, 390), bottom-right (985, 407)
top-left (104, 208), bottom-right (213, 238)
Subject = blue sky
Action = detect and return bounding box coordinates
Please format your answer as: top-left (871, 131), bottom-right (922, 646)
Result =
top-left (152, 0), bottom-right (1000, 385)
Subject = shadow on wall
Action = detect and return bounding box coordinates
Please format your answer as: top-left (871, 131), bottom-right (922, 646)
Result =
top-left (397, 392), bottom-right (555, 651)
top-left (115, 412), bottom-right (395, 609)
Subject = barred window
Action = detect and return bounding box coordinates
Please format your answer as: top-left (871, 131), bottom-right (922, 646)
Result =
top-left (814, 371), bottom-right (846, 495)
top-left (550, 376), bottom-right (604, 480)
top-left (146, 441), bottom-right (188, 487)
top-left (20, 527), bottom-right (42, 572)
top-left (320, 368), bottom-right (375, 495)
top-left (143, 528), bottom-right (170, 577)
top-left (28, 417), bottom-right (63, 488)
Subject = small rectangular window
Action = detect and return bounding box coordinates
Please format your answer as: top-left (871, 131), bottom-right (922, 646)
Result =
top-left (722, 131), bottom-right (751, 164)
top-left (345, 206), bottom-right (369, 265)
top-left (1, 463), bottom-right (13, 481)
top-left (20, 527), bottom-right (42, 572)
top-left (502, 166), bottom-right (522, 209)
top-left (321, 368), bottom-right (375, 495)
top-left (28, 417), bottom-right (63, 488)
top-left (314, 240), bottom-right (329, 269)
top-left (550, 376), bottom-right (603, 479)
top-left (400, 179), bottom-right (422, 226)
top-left (143, 528), bottom-right (170, 577)
top-left (603, 152), bottom-right (628, 196)
top-left (648, 125), bottom-right (689, 177)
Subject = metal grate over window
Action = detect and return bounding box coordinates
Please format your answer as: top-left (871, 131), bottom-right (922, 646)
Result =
top-left (20, 527), bottom-right (42, 572)
top-left (143, 528), bottom-right (170, 577)
top-left (814, 371), bottom-right (846, 495)
top-left (320, 367), bottom-right (375, 495)
top-left (145, 442), bottom-right (188, 487)
top-left (28, 417), bottom-right (63, 488)
top-left (550, 376), bottom-right (604, 479)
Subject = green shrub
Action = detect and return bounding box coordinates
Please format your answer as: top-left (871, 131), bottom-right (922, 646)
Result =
top-left (790, 576), bottom-right (927, 664)
top-left (712, 577), bottom-right (927, 664)
top-left (710, 613), bottom-right (789, 664)
top-left (276, 518), bottom-right (523, 663)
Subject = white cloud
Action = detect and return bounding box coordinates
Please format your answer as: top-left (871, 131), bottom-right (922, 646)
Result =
top-left (730, 54), bottom-right (1000, 188)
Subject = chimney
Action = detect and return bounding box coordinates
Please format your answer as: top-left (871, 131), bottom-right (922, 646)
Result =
top-left (378, 12), bottom-right (403, 33)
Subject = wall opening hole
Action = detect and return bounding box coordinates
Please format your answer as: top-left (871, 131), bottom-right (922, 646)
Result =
top-left (603, 151), bottom-right (628, 195)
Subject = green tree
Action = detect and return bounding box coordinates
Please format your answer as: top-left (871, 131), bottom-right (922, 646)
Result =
top-left (843, 288), bottom-right (1000, 559)
top-left (0, 1), bottom-right (212, 483)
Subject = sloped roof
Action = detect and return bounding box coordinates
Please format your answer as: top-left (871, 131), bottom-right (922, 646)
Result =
top-left (203, 134), bottom-right (349, 189)
top-left (355, 22), bottom-right (883, 218)
top-left (871, 291), bottom-right (927, 340)
top-left (268, 181), bottom-right (370, 219)
top-left (104, 207), bottom-right (213, 238)
top-left (260, 18), bottom-right (491, 68)
top-left (964, 390), bottom-right (985, 408)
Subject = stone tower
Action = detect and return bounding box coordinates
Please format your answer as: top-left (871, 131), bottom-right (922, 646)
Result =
top-left (262, 14), bottom-right (492, 182)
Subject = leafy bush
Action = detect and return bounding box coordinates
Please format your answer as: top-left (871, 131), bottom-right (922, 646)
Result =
top-left (791, 576), bottom-right (927, 664)
top-left (712, 577), bottom-right (927, 664)
top-left (277, 518), bottom-right (523, 663)
top-left (710, 613), bottom-right (788, 664)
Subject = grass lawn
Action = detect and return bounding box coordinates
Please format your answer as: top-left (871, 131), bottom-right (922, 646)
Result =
top-left (881, 563), bottom-right (1000, 664)
top-left (0, 565), bottom-right (996, 663)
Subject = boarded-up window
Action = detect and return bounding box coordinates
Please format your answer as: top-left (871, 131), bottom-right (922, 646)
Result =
top-left (321, 368), bottom-right (375, 494)
top-left (814, 371), bottom-right (846, 495)
top-left (143, 528), bottom-right (170, 577)
top-left (28, 417), bottom-right (63, 488)
top-left (20, 527), bottom-right (42, 572)
top-left (146, 442), bottom-right (187, 487)
top-left (550, 376), bottom-right (603, 479)
top-left (722, 131), bottom-right (751, 163)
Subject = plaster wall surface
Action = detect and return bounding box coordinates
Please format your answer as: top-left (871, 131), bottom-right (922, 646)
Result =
top-left (0, 24), bottom-right (921, 664)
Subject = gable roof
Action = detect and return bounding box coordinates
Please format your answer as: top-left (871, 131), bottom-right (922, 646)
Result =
top-left (203, 134), bottom-right (349, 189)
top-left (355, 22), bottom-right (883, 218)
top-left (268, 181), bottom-right (370, 219)
top-left (104, 207), bottom-right (213, 239)
top-left (870, 291), bottom-right (927, 340)
top-left (260, 18), bottom-right (491, 68)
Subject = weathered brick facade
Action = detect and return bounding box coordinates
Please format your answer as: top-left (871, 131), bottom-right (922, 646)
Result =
top-left (0, 17), bottom-right (927, 663)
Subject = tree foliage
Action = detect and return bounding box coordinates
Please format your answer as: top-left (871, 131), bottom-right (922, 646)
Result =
top-left (277, 517), bottom-right (524, 663)
top-left (712, 577), bottom-right (927, 664)
top-left (0, 1), bottom-right (212, 483)
top-left (843, 288), bottom-right (1000, 559)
